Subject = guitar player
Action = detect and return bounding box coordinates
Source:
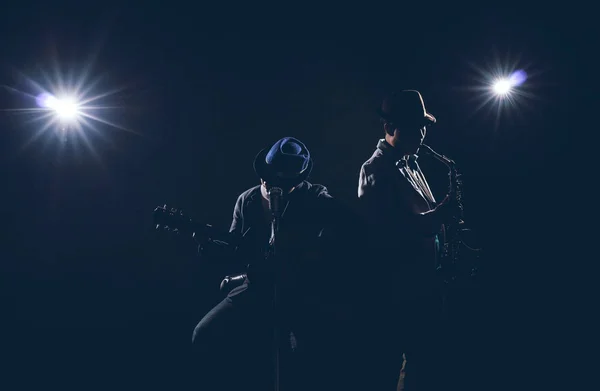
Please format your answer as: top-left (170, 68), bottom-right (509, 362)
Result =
top-left (191, 137), bottom-right (363, 391)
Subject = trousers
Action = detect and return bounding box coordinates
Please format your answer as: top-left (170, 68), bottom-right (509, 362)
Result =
top-left (356, 294), bottom-right (446, 391)
top-left (192, 281), bottom-right (355, 391)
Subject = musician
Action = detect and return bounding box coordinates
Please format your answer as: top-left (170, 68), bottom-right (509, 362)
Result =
top-left (192, 137), bottom-right (359, 391)
top-left (357, 90), bottom-right (458, 391)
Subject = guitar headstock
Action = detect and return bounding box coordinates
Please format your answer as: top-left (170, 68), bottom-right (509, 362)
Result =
top-left (153, 204), bottom-right (195, 234)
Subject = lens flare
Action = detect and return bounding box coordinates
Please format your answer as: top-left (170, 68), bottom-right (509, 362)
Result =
top-left (37, 93), bottom-right (80, 121)
top-left (2, 59), bottom-right (139, 157)
top-left (465, 53), bottom-right (537, 130)
top-left (492, 79), bottom-right (513, 95)
top-left (491, 70), bottom-right (528, 98)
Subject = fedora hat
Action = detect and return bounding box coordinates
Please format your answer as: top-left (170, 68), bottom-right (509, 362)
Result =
top-left (377, 90), bottom-right (436, 128)
top-left (253, 137), bottom-right (313, 187)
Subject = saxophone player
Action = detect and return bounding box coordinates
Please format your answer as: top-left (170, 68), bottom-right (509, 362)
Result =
top-left (357, 90), bottom-right (459, 391)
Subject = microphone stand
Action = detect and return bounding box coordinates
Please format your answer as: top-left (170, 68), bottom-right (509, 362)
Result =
top-left (269, 215), bottom-right (281, 391)
top-left (267, 188), bottom-right (283, 391)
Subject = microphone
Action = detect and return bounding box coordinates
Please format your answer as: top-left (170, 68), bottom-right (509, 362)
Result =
top-left (268, 187), bottom-right (283, 219)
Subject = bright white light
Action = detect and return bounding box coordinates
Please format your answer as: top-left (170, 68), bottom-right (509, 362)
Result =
top-left (3, 54), bottom-right (138, 157)
top-left (492, 79), bottom-right (513, 95)
top-left (42, 95), bottom-right (80, 120)
top-left (467, 55), bottom-right (534, 129)
top-left (491, 70), bottom-right (528, 97)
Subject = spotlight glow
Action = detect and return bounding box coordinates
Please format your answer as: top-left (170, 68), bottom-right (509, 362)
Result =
top-left (466, 55), bottom-right (536, 129)
top-left (2, 55), bottom-right (139, 156)
top-left (491, 70), bottom-right (528, 98)
top-left (492, 79), bottom-right (513, 95)
top-left (38, 93), bottom-right (80, 121)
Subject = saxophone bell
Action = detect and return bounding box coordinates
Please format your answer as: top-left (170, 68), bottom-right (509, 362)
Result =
top-left (420, 142), bottom-right (482, 284)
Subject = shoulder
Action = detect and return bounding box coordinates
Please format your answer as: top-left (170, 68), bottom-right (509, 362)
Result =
top-left (239, 184), bottom-right (261, 197)
top-left (295, 181), bottom-right (328, 198)
top-left (309, 183), bottom-right (332, 199)
top-left (300, 182), bottom-right (335, 209)
top-left (360, 150), bottom-right (388, 187)
top-left (301, 182), bottom-right (355, 222)
top-left (235, 185), bottom-right (261, 205)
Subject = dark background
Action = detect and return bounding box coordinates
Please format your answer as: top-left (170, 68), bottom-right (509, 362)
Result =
top-left (0, 3), bottom-right (582, 391)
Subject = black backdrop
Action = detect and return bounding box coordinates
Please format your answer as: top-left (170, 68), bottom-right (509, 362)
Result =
top-left (0, 4), bottom-right (582, 391)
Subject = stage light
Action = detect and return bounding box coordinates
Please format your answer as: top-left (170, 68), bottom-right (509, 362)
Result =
top-left (2, 52), bottom-right (139, 157)
top-left (490, 70), bottom-right (527, 98)
top-left (467, 57), bottom-right (534, 128)
top-left (37, 93), bottom-right (80, 122)
top-left (492, 78), bottom-right (513, 96)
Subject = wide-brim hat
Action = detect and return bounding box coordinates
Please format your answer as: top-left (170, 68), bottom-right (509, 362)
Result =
top-left (377, 90), bottom-right (437, 128)
top-left (253, 137), bottom-right (313, 187)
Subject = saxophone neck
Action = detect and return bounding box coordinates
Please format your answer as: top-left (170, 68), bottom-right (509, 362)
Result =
top-left (419, 144), bottom-right (455, 166)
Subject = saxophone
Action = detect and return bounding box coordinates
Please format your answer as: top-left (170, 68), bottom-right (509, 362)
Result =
top-left (419, 144), bottom-right (481, 284)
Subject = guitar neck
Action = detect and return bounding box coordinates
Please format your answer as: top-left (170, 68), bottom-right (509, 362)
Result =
top-left (153, 205), bottom-right (241, 252)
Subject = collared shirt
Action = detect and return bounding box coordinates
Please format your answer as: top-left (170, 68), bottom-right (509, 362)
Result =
top-left (226, 180), bottom-right (364, 343)
top-left (228, 181), bottom-right (357, 299)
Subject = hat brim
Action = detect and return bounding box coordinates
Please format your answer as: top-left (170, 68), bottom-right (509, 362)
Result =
top-left (378, 108), bottom-right (437, 127)
top-left (253, 148), bottom-right (313, 187)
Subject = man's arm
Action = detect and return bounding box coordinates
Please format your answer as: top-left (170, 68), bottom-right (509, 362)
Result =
top-left (195, 195), bottom-right (243, 260)
top-left (229, 193), bottom-right (244, 235)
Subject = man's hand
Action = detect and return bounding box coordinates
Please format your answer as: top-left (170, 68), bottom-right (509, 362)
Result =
top-left (433, 193), bottom-right (461, 223)
top-left (154, 225), bottom-right (198, 259)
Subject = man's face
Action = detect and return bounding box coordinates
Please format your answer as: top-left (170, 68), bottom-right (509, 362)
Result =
top-left (394, 125), bottom-right (427, 153)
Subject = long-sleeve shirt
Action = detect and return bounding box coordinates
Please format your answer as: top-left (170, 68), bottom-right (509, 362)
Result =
top-left (358, 139), bottom-right (442, 300)
top-left (228, 181), bottom-right (362, 315)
